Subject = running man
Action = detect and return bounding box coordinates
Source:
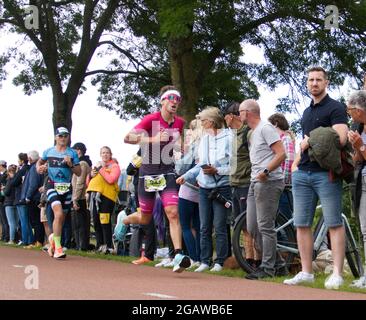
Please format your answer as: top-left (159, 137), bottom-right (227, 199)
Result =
top-left (37, 127), bottom-right (81, 259)
top-left (122, 85), bottom-right (191, 272)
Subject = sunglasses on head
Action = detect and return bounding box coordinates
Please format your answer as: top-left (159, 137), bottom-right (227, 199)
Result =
top-left (163, 94), bottom-right (181, 103)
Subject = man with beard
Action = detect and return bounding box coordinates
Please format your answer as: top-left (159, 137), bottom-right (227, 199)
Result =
top-left (284, 67), bottom-right (348, 289)
top-left (122, 86), bottom-right (191, 273)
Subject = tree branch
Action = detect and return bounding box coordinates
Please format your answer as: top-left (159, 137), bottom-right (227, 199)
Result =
top-left (0, 18), bottom-right (19, 26)
top-left (84, 69), bottom-right (168, 82)
top-left (49, 0), bottom-right (84, 7)
top-left (97, 40), bottom-right (151, 72)
top-left (195, 9), bottom-right (292, 90)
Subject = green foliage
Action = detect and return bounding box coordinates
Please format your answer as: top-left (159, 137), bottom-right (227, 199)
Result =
top-left (158, 0), bottom-right (196, 38)
top-left (1, 0), bottom-right (366, 123)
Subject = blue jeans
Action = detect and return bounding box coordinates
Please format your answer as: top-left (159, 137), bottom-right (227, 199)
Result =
top-left (17, 204), bottom-right (34, 245)
top-left (179, 198), bottom-right (200, 262)
top-left (199, 186), bottom-right (230, 266)
top-left (292, 170), bottom-right (343, 228)
top-left (5, 206), bottom-right (19, 241)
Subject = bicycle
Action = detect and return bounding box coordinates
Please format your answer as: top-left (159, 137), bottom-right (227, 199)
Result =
top-left (232, 188), bottom-right (364, 278)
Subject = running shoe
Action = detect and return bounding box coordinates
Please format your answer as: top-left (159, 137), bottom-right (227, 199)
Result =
top-left (210, 263), bottom-right (223, 272)
top-left (172, 253), bottom-right (191, 273)
top-left (114, 210), bottom-right (128, 241)
top-left (324, 273), bottom-right (344, 290)
top-left (132, 256), bottom-right (152, 265)
top-left (283, 271), bottom-right (314, 285)
top-left (155, 258), bottom-right (173, 268)
top-left (350, 276), bottom-right (366, 289)
top-left (194, 263), bottom-right (209, 273)
top-left (47, 234), bottom-right (55, 257)
top-left (53, 247), bottom-right (67, 259)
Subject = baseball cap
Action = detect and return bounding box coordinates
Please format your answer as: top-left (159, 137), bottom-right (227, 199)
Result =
top-left (72, 142), bottom-right (87, 154)
top-left (55, 127), bottom-right (69, 136)
top-left (0, 160), bottom-right (7, 167)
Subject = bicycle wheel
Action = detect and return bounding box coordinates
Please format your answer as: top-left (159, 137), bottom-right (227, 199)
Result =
top-left (275, 211), bottom-right (297, 270)
top-left (232, 210), bottom-right (297, 273)
top-left (232, 211), bottom-right (256, 273)
top-left (345, 224), bottom-right (363, 278)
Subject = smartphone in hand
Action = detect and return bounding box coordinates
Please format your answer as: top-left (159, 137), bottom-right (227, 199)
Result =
top-left (200, 164), bottom-right (211, 169)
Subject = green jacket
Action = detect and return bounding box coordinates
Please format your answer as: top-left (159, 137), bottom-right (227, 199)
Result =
top-left (308, 126), bottom-right (352, 175)
top-left (230, 125), bottom-right (251, 186)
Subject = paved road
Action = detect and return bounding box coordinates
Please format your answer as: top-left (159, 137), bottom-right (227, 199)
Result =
top-left (0, 246), bottom-right (365, 300)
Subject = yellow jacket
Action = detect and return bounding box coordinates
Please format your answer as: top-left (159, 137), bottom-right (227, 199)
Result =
top-left (87, 160), bottom-right (120, 202)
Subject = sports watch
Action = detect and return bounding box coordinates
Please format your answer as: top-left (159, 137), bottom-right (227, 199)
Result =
top-left (263, 168), bottom-right (270, 176)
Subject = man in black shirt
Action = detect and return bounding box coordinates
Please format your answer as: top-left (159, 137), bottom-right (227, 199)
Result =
top-left (284, 67), bottom-right (348, 289)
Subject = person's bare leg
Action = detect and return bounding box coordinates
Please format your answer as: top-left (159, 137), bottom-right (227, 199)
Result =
top-left (43, 222), bottom-right (51, 238)
top-left (123, 210), bottom-right (152, 225)
top-left (164, 205), bottom-right (182, 250)
top-left (52, 204), bottom-right (65, 236)
top-left (297, 227), bottom-right (314, 274)
top-left (52, 204), bottom-right (65, 250)
top-left (328, 225), bottom-right (345, 276)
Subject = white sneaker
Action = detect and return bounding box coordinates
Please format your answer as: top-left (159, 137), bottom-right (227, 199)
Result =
top-left (350, 275), bottom-right (366, 289)
top-left (210, 263), bottom-right (223, 272)
top-left (164, 259), bottom-right (175, 268)
top-left (188, 261), bottom-right (201, 269)
top-left (324, 273), bottom-right (344, 290)
top-left (155, 258), bottom-right (172, 268)
top-left (283, 272), bottom-right (314, 285)
top-left (194, 263), bottom-right (209, 273)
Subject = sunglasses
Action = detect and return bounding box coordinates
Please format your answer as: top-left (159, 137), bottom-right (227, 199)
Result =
top-left (163, 94), bottom-right (182, 103)
top-left (57, 134), bottom-right (69, 138)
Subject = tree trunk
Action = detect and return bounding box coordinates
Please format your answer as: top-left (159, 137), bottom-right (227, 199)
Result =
top-left (168, 36), bottom-right (199, 125)
top-left (52, 91), bottom-right (73, 139)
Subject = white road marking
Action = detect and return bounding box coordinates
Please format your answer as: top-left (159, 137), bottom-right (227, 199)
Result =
top-left (143, 292), bottom-right (177, 299)
top-left (12, 265), bottom-right (25, 268)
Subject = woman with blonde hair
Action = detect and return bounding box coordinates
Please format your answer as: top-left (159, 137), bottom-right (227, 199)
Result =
top-left (87, 146), bottom-right (121, 254)
top-left (177, 107), bottom-right (232, 272)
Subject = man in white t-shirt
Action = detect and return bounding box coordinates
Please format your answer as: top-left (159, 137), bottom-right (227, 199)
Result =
top-left (239, 99), bottom-right (286, 280)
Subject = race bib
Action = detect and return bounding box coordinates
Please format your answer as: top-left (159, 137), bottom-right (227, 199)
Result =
top-left (54, 183), bottom-right (71, 195)
top-left (144, 175), bottom-right (167, 192)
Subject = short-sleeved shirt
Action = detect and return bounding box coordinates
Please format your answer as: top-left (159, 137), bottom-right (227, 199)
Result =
top-left (134, 112), bottom-right (185, 175)
top-left (249, 120), bottom-right (283, 182)
top-left (299, 94), bottom-right (348, 172)
top-left (42, 147), bottom-right (80, 183)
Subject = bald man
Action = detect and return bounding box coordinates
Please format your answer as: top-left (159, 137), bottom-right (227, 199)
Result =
top-left (240, 99), bottom-right (287, 280)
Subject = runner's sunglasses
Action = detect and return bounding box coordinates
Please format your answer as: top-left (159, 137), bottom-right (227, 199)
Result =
top-left (163, 94), bottom-right (181, 103)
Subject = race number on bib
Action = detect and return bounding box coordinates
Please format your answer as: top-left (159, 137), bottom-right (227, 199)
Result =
top-left (54, 183), bottom-right (71, 195)
top-left (144, 175), bottom-right (167, 192)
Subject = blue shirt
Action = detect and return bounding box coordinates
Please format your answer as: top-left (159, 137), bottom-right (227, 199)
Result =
top-left (42, 147), bottom-right (80, 183)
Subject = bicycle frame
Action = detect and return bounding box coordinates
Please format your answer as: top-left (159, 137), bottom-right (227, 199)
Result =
top-left (275, 213), bottom-right (358, 260)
